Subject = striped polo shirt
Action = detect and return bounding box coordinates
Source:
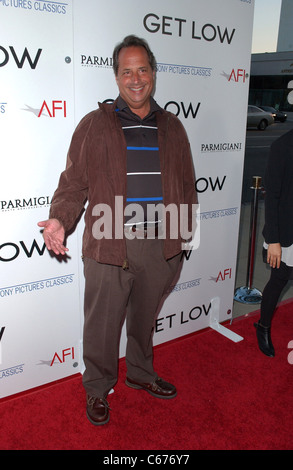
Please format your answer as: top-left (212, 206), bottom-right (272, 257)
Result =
top-left (115, 96), bottom-right (163, 226)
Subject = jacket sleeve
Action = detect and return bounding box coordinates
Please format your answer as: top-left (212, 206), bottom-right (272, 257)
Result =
top-left (183, 124), bottom-right (198, 240)
top-left (181, 122), bottom-right (197, 207)
top-left (49, 113), bottom-right (93, 231)
top-left (263, 137), bottom-right (286, 244)
top-left (170, 115), bottom-right (197, 241)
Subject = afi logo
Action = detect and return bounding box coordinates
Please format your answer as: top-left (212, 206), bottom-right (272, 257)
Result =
top-left (216, 268), bottom-right (232, 282)
top-left (38, 100), bottom-right (67, 118)
top-left (50, 347), bottom-right (75, 366)
top-left (210, 268), bottom-right (232, 282)
top-left (228, 68), bottom-right (246, 83)
top-left (0, 46), bottom-right (42, 69)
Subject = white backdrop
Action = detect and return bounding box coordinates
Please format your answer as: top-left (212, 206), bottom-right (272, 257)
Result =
top-left (0, 0), bottom-right (254, 398)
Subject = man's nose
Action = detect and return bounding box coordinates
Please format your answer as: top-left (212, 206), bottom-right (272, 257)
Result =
top-left (132, 71), bottom-right (140, 82)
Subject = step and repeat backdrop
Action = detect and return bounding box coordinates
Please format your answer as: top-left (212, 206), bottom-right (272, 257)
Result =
top-left (0, 0), bottom-right (254, 398)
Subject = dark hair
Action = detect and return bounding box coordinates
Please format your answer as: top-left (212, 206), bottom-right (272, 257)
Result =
top-left (112, 35), bottom-right (156, 76)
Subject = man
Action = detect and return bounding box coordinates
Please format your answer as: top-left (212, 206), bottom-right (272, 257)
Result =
top-left (38, 35), bottom-right (197, 425)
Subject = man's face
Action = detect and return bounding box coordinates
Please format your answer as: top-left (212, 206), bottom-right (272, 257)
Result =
top-left (115, 46), bottom-right (155, 118)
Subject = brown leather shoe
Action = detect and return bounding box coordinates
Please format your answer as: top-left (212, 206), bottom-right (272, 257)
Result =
top-left (125, 377), bottom-right (177, 399)
top-left (86, 395), bottom-right (110, 425)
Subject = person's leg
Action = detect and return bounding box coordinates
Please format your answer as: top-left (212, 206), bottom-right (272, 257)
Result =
top-left (125, 238), bottom-right (181, 383)
top-left (82, 257), bottom-right (134, 398)
top-left (255, 267), bottom-right (288, 357)
top-left (260, 268), bottom-right (288, 327)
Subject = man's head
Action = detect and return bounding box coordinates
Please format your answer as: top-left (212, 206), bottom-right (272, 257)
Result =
top-left (113, 35), bottom-right (156, 118)
top-left (113, 35), bottom-right (156, 76)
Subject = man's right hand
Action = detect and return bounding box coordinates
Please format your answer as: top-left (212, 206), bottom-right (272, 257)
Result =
top-left (38, 218), bottom-right (68, 256)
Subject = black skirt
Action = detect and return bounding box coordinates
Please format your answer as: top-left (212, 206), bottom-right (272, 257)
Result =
top-left (263, 247), bottom-right (293, 280)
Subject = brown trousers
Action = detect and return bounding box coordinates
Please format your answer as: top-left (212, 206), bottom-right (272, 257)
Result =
top-left (82, 237), bottom-right (182, 398)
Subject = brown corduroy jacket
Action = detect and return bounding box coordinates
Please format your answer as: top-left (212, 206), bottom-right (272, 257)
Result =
top-left (49, 98), bottom-right (197, 266)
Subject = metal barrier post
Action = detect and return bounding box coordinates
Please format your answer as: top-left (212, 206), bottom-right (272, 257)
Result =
top-left (234, 176), bottom-right (263, 304)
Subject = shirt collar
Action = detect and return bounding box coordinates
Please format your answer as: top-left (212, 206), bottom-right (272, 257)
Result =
top-left (116, 95), bottom-right (162, 116)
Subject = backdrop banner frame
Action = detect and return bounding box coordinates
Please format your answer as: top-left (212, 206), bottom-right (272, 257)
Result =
top-left (0, 0), bottom-right (254, 399)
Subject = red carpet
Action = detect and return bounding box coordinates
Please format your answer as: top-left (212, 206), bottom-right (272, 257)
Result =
top-left (1, 300), bottom-right (293, 452)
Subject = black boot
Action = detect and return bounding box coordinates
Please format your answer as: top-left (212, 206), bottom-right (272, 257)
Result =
top-left (254, 321), bottom-right (275, 357)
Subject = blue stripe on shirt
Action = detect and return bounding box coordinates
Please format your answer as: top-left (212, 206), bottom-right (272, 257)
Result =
top-left (126, 196), bottom-right (163, 202)
top-left (127, 146), bottom-right (159, 151)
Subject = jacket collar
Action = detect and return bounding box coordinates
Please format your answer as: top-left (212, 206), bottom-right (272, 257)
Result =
top-left (98, 96), bottom-right (162, 115)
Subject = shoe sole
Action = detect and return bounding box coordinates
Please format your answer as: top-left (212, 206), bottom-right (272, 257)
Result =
top-left (125, 379), bottom-right (177, 399)
top-left (86, 411), bottom-right (110, 426)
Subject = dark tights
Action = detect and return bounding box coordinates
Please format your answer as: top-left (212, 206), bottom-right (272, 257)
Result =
top-left (260, 267), bottom-right (288, 327)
